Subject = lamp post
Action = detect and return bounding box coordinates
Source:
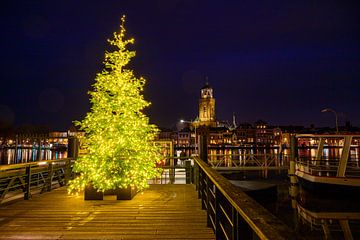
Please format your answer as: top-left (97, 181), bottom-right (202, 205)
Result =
top-left (321, 108), bottom-right (339, 134)
top-left (180, 119), bottom-right (198, 155)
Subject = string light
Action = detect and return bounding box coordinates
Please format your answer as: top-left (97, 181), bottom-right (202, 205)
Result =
top-left (68, 16), bottom-right (162, 195)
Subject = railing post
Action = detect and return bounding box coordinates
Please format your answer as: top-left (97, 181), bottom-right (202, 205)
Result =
top-left (215, 187), bottom-right (220, 240)
top-left (232, 207), bottom-right (238, 240)
top-left (190, 164), bottom-right (194, 184)
top-left (37, 172), bottom-right (40, 186)
top-left (185, 160), bottom-right (191, 184)
top-left (47, 163), bottom-right (53, 192)
top-left (194, 161), bottom-right (199, 190)
top-left (200, 134), bottom-right (208, 163)
top-left (198, 168), bottom-right (203, 200)
top-left (64, 159), bottom-right (72, 185)
top-left (24, 165), bottom-right (32, 200)
top-left (200, 170), bottom-right (206, 208)
top-left (206, 176), bottom-right (211, 228)
top-left (67, 137), bottom-right (79, 159)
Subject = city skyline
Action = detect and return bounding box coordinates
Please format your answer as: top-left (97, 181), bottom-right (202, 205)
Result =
top-left (1, 1), bottom-right (359, 130)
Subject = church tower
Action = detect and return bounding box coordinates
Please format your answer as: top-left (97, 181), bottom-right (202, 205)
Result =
top-left (198, 81), bottom-right (216, 126)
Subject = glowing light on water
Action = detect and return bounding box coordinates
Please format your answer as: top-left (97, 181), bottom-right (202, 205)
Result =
top-left (1, 148), bottom-right (67, 165)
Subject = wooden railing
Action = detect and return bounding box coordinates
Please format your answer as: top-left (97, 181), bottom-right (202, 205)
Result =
top-left (296, 156), bottom-right (360, 178)
top-left (1, 155), bottom-right (295, 239)
top-left (150, 158), bottom-right (193, 184)
top-left (0, 158), bottom-right (74, 204)
top-left (207, 153), bottom-right (290, 170)
top-left (193, 156), bottom-right (294, 240)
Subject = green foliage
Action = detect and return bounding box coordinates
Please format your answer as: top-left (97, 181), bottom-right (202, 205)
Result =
top-left (68, 16), bottom-right (161, 194)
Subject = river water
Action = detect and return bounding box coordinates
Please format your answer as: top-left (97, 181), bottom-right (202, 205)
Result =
top-left (0, 148), bottom-right (67, 165)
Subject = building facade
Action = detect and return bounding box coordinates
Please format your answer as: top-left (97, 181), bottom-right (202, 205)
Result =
top-left (155, 83), bottom-right (322, 156)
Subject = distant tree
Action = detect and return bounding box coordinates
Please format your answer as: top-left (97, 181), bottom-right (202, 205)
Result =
top-left (68, 16), bottom-right (161, 194)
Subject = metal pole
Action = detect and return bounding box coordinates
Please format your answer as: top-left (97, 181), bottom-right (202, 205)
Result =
top-left (321, 108), bottom-right (339, 134)
top-left (47, 163), bottom-right (53, 192)
top-left (67, 137), bottom-right (78, 158)
top-left (194, 161), bottom-right (199, 190)
top-left (185, 160), bottom-right (191, 184)
top-left (64, 159), bottom-right (71, 185)
top-left (200, 134), bottom-right (208, 163)
top-left (289, 135), bottom-right (298, 209)
top-left (24, 165), bottom-right (32, 200)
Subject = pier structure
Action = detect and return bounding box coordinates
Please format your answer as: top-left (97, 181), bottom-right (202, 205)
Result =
top-left (2, 134), bottom-right (359, 239)
top-left (0, 153), bottom-right (294, 239)
top-left (294, 134), bottom-right (360, 188)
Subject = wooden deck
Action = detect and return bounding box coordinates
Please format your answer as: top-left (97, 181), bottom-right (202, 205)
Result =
top-left (0, 185), bottom-right (215, 239)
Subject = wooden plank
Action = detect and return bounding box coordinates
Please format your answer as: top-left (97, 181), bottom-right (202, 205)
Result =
top-left (0, 184), bottom-right (215, 240)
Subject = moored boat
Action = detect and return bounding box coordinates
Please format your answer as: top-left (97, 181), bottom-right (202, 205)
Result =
top-left (295, 134), bottom-right (360, 193)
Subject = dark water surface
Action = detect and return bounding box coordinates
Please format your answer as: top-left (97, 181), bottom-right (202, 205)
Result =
top-left (225, 169), bottom-right (360, 240)
top-left (0, 148), bottom-right (67, 165)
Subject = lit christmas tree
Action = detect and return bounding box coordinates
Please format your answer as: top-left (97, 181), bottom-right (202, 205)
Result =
top-left (68, 16), bottom-right (161, 194)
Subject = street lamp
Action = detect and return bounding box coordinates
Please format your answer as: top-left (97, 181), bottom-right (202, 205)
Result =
top-left (180, 119), bottom-right (198, 155)
top-left (321, 108), bottom-right (339, 134)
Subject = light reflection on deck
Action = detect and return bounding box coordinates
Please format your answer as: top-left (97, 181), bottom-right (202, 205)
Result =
top-left (0, 185), bottom-right (215, 240)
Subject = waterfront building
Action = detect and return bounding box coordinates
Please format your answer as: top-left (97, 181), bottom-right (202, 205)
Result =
top-left (234, 123), bottom-right (255, 146)
top-left (208, 127), bottom-right (227, 145)
top-left (177, 128), bottom-right (191, 147)
top-left (157, 82), bottom-right (360, 153)
top-left (157, 127), bottom-right (174, 141)
top-left (157, 83), bottom-right (289, 150)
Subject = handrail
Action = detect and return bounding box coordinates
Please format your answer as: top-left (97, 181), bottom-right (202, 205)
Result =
top-left (0, 158), bottom-right (75, 171)
top-left (0, 158), bottom-right (75, 204)
top-left (193, 156), bottom-right (294, 240)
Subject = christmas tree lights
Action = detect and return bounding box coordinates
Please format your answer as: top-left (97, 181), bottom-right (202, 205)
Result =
top-left (68, 16), bottom-right (161, 194)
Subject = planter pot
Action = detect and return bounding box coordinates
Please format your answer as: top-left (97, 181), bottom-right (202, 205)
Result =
top-left (105, 186), bottom-right (137, 200)
top-left (84, 185), bottom-right (103, 200)
top-left (85, 185), bottom-right (137, 200)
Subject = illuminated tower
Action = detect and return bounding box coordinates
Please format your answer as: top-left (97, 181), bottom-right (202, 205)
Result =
top-left (198, 82), bottom-right (216, 126)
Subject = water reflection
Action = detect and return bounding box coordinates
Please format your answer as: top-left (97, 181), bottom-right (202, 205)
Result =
top-left (295, 188), bottom-right (360, 240)
top-left (0, 148), bottom-right (67, 165)
top-left (297, 147), bottom-right (356, 161)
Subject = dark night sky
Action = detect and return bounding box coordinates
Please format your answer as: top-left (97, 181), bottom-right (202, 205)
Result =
top-left (0, 1), bottom-right (359, 130)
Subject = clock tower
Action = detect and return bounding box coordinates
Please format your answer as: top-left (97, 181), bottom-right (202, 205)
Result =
top-left (198, 82), bottom-right (216, 127)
